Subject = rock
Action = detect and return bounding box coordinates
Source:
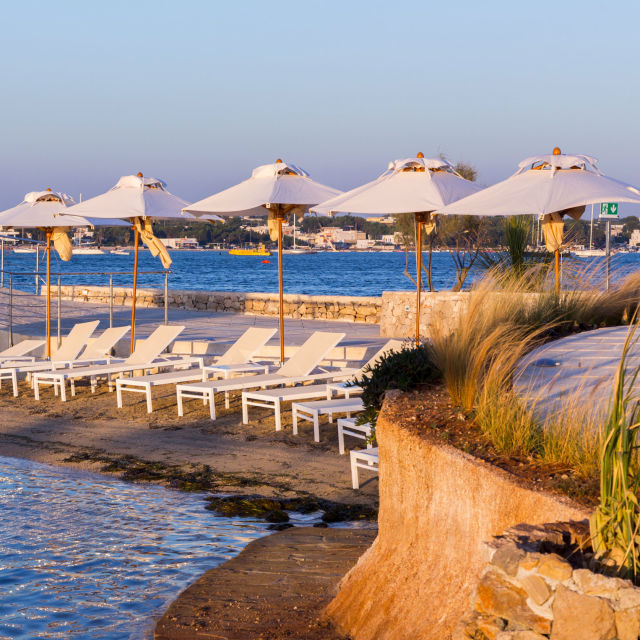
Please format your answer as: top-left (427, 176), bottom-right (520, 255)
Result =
top-left (615, 608), bottom-right (640, 640)
top-left (536, 554), bottom-right (572, 582)
top-left (520, 574), bottom-right (551, 606)
top-left (551, 585), bottom-right (616, 640)
top-left (475, 615), bottom-right (507, 639)
top-left (475, 570), bottom-right (551, 635)
top-left (511, 632), bottom-right (548, 640)
top-left (492, 543), bottom-right (525, 577)
top-left (519, 553), bottom-right (542, 572)
top-left (618, 587), bottom-right (640, 610)
top-left (572, 568), bottom-right (629, 599)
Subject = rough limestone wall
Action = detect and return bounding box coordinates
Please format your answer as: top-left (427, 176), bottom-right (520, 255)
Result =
top-left (45, 286), bottom-right (382, 324)
top-left (380, 291), bottom-right (470, 338)
top-left (325, 391), bottom-right (588, 640)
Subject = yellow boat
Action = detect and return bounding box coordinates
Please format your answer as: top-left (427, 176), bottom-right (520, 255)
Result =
top-left (229, 244), bottom-right (271, 256)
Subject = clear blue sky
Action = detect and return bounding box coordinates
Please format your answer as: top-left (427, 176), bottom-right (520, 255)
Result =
top-left (1, 0), bottom-right (639, 211)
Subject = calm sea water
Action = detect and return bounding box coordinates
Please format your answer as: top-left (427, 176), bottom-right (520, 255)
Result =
top-left (3, 249), bottom-right (640, 296)
top-left (0, 455), bottom-right (271, 640)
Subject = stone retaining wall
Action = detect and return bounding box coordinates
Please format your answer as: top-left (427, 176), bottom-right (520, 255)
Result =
top-left (45, 286), bottom-right (382, 324)
top-left (456, 521), bottom-right (640, 640)
top-left (326, 391), bottom-right (588, 640)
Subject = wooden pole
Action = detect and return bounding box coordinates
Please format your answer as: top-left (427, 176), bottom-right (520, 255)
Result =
top-left (277, 210), bottom-right (285, 364)
top-left (46, 230), bottom-right (52, 357)
top-left (415, 216), bottom-right (423, 347)
top-left (554, 248), bottom-right (560, 296)
top-left (131, 224), bottom-right (140, 353)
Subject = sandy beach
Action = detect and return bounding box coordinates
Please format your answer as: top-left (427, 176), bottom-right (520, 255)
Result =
top-left (0, 378), bottom-right (379, 507)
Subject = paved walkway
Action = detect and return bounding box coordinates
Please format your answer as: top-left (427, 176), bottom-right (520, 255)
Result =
top-left (0, 287), bottom-right (383, 351)
top-left (515, 326), bottom-right (636, 418)
top-left (154, 527), bottom-right (376, 640)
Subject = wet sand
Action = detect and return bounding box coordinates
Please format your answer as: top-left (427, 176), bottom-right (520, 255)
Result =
top-left (155, 527), bottom-right (376, 640)
top-left (0, 379), bottom-right (378, 505)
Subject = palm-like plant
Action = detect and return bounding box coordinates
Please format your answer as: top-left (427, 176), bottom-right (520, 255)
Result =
top-left (591, 319), bottom-right (640, 581)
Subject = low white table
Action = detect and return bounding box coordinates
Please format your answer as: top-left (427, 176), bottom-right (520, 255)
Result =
top-left (337, 417), bottom-right (373, 455)
top-left (291, 397), bottom-right (365, 442)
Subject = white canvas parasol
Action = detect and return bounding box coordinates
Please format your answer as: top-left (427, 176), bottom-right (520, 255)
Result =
top-left (0, 189), bottom-right (125, 355)
top-left (184, 160), bottom-right (341, 361)
top-left (437, 148), bottom-right (640, 292)
top-left (312, 154), bottom-right (481, 344)
top-left (63, 174), bottom-right (193, 350)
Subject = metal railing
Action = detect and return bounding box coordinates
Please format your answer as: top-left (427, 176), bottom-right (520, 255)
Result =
top-left (0, 270), bottom-right (170, 347)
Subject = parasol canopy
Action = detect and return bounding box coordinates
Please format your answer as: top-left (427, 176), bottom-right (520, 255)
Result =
top-left (184, 160), bottom-right (342, 362)
top-left (312, 155), bottom-right (480, 216)
top-left (312, 154), bottom-right (481, 344)
top-left (437, 152), bottom-right (640, 217)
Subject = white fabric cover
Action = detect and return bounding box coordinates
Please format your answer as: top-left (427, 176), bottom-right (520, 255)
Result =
top-left (63, 174), bottom-right (191, 221)
top-left (0, 191), bottom-right (85, 228)
top-left (183, 161), bottom-right (341, 218)
top-left (311, 156), bottom-right (480, 216)
top-left (438, 154), bottom-right (640, 217)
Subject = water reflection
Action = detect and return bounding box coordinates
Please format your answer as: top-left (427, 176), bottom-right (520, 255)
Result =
top-left (0, 456), bottom-right (269, 639)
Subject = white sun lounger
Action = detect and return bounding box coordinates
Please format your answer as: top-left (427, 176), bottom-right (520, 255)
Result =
top-left (176, 331), bottom-right (347, 420)
top-left (0, 321), bottom-right (100, 396)
top-left (350, 447), bottom-right (379, 489)
top-left (337, 417), bottom-right (373, 455)
top-left (115, 327), bottom-right (277, 413)
top-left (32, 325), bottom-right (191, 401)
top-left (0, 339), bottom-right (46, 364)
top-left (291, 397), bottom-right (365, 442)
top-left (240, 340), bottom-right (402, 431)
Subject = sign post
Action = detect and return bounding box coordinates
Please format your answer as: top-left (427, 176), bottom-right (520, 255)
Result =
top-left (600, 203), bottom-right (619, 291)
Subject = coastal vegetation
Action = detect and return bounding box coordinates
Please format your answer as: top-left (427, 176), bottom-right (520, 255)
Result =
top-left (358, 263), bottom-right (640, 504)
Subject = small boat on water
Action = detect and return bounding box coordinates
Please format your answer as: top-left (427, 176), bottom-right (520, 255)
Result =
top-left (110, 249), bottom-right (129, 255)
top-left (13, 246), bottom-right (36, 254)
top-left (573, 248), bottom-right (606, 257)
top-left (74, 247), bottom-right (105, 255)
top-left (229, 243), bottom-right (271, 256)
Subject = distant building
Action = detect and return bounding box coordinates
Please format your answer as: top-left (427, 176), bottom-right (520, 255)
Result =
top-left (365, 216), bottom-right (395, 225)
top-left (161, 237), bottom-right (200, 249)
top-left (610, 223), bottom-right (625, 237)
top-left (629, 230), bottom-right (640, 247)
top-left (381, 234), bottom-right (397, 245)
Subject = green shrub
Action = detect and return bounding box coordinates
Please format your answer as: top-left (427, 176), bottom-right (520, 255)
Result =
top-left (355, 343), bottom-right (442, 429)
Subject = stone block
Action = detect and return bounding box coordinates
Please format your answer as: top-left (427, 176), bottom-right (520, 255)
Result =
top-left (572, 569), bottom-right (629, 600)
top-left (618, 587), bottom-right (640, 610)
top-left (475, 570), bottom-right (551, 635)
top-left (616, 608), bottom-right (640, 640)
top-left (536, 554), bottom-right (572, 583)
top-left (520, 574), bottom-right (551, 606)
top-left (551, 584), bottom-right (616, 640)
top-left (492, 543), bottom-right (525, 577)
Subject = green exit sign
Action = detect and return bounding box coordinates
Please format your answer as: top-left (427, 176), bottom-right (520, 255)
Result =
top-left (600, 202), bottom-right (619, 218)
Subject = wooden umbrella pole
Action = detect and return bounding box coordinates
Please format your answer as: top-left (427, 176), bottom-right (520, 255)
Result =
top-left (46, 230), bottom-right (52, 357)
top-left (131, 224), bottom-right (140, 353)
top-left (554, 248), bottom-right (560, 296)
top-left (414, 213), bottom-right (430, 347)
top-left (278, 212), bottom-right (285, 364)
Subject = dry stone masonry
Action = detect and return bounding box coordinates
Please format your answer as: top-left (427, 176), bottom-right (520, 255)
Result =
top-left (47, 285), bottom-right (382, 324)
top-left (455, 521), bottom-right (640, 640)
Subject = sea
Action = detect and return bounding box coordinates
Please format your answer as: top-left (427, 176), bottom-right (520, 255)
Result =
top-left (3, 249), bottom-right (640, 296)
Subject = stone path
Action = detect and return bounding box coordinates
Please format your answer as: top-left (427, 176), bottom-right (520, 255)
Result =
top-left (154, 527), bottom-right (376, 640)
top-left (0, 287), bottom-right (383, 350)
top-left (515, 325), bottom-right (636, 418)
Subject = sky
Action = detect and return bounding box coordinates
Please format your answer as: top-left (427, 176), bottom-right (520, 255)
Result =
top-left (1, 0), bottom-right (639, 212)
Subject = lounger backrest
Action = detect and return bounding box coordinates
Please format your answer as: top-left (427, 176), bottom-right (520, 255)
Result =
top-left (0, 339), bottom-right (45, 358)
top-left (80, 326), bottom-right (131, 360)
top-left (216, 327), bottom-right (277, 365)
top-left (124, 325), bottom-right (186, 365)
top-left (357, 339), bottom-right (404, 375)
top-left (51, 321), bottom-right (100, 362)
top-left (276, 332), bottom-right (345, 378)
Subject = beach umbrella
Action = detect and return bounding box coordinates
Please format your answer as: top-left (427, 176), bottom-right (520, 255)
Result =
top-left (0, 189), bottom-right (124, 356)
top-left (312, 153), bottom-right (481, 345)
top-left (437, 148), bottom-right (640, 294)
top-left (62, 173), bottom-right (192, 351)
top-left (184, 160), bottom-right (341, 362)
